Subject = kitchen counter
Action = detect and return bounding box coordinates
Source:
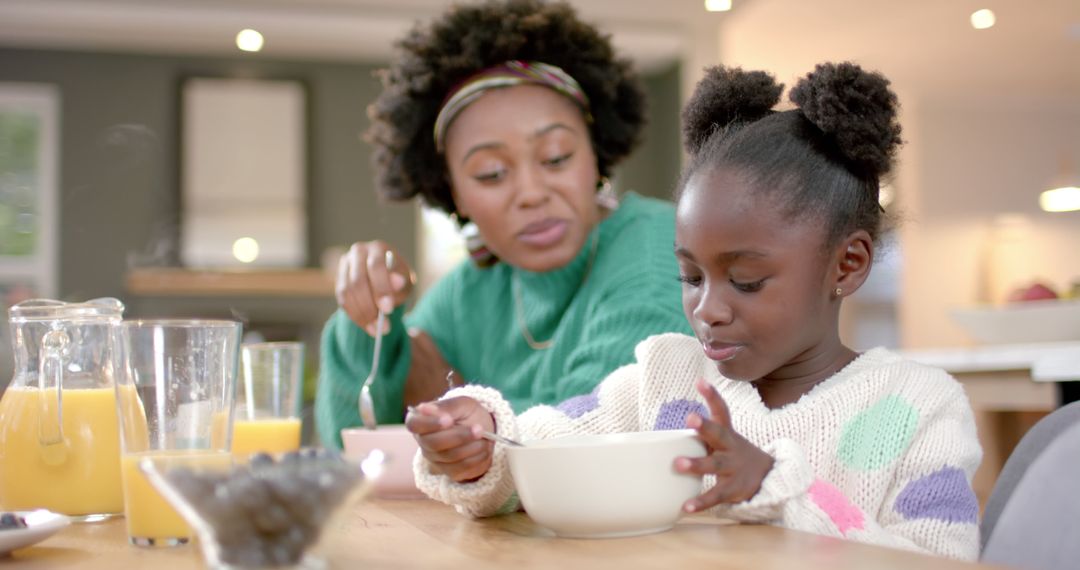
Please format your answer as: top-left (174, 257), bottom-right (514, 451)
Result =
top-left (901, 341), bottom-right (1080, 382)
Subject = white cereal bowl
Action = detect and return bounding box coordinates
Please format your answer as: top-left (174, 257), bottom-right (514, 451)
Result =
top-left (506, 429), bottom-right (705, 539)
top-left (341, 425), bottom-right (425, 499)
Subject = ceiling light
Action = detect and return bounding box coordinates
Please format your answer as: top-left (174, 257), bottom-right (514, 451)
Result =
top-left (1040, 187), bottom-right (1080, 213)
top-left (1039, 156), bottom-right (1080, 213)
top-left (970, 9), bottom-right (995, 30)
top-left (236, 29), bottom-right (264, 52)
top-left (705, 0), bottom-right (732, 12)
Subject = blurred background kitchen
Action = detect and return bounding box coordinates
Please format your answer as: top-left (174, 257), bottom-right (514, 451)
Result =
top-left (1, 0), bottom-right (1078, 503)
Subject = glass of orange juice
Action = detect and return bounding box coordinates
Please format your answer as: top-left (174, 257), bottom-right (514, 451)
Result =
top-left (230, 342), bottom-right (304, 459)
top-left (116, 319), bottom-right (241, 547)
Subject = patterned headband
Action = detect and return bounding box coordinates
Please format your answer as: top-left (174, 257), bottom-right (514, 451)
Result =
top-left (433, 60), bottom-right (592, 152)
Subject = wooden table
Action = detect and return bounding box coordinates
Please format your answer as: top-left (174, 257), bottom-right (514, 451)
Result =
top-left (6, 499), bottom-right (997, 569)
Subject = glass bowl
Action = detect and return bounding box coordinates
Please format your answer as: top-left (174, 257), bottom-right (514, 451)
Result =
top-left (140, 448), bottom-right (385, 569)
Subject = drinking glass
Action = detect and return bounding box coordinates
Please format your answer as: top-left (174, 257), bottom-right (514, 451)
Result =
top-left (232, 341), bottom-right (304, 458)
top-left (116, 319), bottom-right (241, 547)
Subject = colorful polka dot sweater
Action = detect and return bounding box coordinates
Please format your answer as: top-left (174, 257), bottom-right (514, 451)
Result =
top-left (414, 333), bottom-right (983, 561)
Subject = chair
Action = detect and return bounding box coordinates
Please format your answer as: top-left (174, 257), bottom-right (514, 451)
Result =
top-left (981, 419), bottom-right (1080, 569)
top-left (980, 400), bottom-right (1080, 551)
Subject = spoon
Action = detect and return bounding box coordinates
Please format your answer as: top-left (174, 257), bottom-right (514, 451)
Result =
top-left (358, 251), bottom-right (396, 430)
top-left (405, 406), bottom-right (525, 447)
top-left (479, 430), bottom-right (525, 448)
top-left (358, 308), bottom-right (384, 430)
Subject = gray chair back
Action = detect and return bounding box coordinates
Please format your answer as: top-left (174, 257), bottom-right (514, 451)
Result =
top-left (980, 400), bottom-right (1080, 551)
top-left (981, 420), bottom-right (1080, 569)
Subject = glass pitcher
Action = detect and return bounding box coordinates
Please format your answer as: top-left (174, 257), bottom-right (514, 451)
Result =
top-left (0, 298), bottom-right (127, 521)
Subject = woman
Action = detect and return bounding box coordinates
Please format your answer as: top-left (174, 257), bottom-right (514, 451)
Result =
top-left (316, 0), bottom-right (691, 448)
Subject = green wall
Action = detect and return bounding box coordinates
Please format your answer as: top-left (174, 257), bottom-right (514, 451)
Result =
top-left (0, 47), bottom-right (681, 399)
top-left (617, 62), bottom-right (683, 201)
top-left (0, 47), bottom-right (413, 310)
top-left (0, 48), bottom-right (680, 306)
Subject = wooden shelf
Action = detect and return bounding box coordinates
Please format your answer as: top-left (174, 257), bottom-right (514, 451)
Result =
top-left (126, 268), bottom-right (334, 298)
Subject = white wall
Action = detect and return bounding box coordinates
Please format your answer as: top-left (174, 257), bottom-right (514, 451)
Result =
top-left (900, 100), bottom-right (1080, 347)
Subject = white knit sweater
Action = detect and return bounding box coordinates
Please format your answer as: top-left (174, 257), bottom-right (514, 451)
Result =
top-left (414, 333), bottom-right (983, 561)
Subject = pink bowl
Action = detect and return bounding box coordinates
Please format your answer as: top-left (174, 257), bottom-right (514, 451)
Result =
top-left (340, 425), bottom-right (424, 499)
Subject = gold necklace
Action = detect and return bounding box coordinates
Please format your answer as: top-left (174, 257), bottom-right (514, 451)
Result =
top-left (512, 231), bottom-right (600, 350)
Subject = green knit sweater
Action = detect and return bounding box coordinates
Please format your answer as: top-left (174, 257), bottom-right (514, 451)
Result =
top-left (315, 193), bottom-right (692, 448)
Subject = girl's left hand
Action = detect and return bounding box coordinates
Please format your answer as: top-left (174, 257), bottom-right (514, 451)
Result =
top-left (674, 378), bottom-right (775, 513)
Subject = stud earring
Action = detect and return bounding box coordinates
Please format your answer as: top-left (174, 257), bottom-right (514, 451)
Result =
top-left (835, 287), bottom-right (843, 297)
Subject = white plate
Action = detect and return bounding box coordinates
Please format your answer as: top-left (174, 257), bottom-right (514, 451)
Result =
top-left (0, 510), bottom-right (70, 555)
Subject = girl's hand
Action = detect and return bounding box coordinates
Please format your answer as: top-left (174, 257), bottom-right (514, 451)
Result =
top-left (335, 241), bottom-right (415, 336)
top-left (675, 378), bottom-right (775, 513)
top-left (405, 397), bottom-right (496, 483)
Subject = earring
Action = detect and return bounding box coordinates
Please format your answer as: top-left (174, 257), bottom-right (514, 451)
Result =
top-left (596, 177), bottom-right (619, 210)
top-left (835, 287), bottom-right (843, 297)
top-left (460, 221), bottom-right (498, 268)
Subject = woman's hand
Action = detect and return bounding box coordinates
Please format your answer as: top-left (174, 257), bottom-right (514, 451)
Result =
top-left (675, 378), bottom-right (775, 513)
top-left (336, 241), bottom-right (415, 335)
top-left (406, 397), bottom-right (496, 483)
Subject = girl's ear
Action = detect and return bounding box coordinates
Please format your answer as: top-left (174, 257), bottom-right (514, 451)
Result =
top-left (832, 230), bottom-right (873, 299)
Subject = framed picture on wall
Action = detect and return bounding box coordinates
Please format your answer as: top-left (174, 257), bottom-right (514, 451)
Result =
top-left (0, 82), bottom-right (59, 302)
top-left (0, 82), bottom-right (59, 385)
top-left (180, 77), bottom-right (308, 268)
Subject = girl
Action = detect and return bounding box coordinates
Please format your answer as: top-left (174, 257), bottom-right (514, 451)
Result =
top-left (406, 62), bottom-right (982, 561)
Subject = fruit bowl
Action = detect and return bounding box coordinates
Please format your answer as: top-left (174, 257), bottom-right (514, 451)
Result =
top-left (140, 449), bottom-right (384, 569)
top-left (950, 299), bottom-right (1080, 344)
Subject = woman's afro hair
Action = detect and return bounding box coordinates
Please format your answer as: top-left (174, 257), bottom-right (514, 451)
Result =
top-left (365, 0), bottom-right (647, 214)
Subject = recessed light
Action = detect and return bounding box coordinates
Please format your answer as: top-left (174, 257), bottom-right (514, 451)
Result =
top-left (970, 9), bottom-right (995, 30)
top-left (705, 0), bottom-right (732, 12)
top-left (1040, 186), bottom-right (1080, 213)
top-left (236, 29), bottom-right (265, 52)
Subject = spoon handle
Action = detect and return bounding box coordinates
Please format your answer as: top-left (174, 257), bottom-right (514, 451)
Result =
top-left (479, 430), bottom-right (525, 447)
top-left (405, 407), bottom-right (525, 447)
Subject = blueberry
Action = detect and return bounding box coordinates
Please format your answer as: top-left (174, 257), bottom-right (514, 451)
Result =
top-left (250, 501), bottom-right (292, 535)
top-left (268, 540), bottom-right (303, 566)
top-left (249, 453), bottom-right (275, 471)
top-left (280, 451), bottom-right (303, 467)
top-left (268, 476), bottom-right (323, 526)
top-left (279, 524), bottom-right (314, 557)
top-left (219, 536), bottom-right (270, 567)
top-left (0, 513), bottom-right (26, 530)
top-left (229, 473), bottom-right (274, 515)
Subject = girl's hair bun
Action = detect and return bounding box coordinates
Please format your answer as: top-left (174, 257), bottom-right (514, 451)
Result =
top-left (681, 65), bottom-right (782, 155)
top-left (789, 62), bottom-right (902, 177)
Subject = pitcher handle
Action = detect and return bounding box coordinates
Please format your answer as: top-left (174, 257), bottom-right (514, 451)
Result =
top-left (37, 327), bottom-right (69, 448)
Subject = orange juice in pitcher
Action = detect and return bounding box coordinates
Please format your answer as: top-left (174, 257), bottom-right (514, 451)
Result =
top-left (0, 298), bottom-right (127, 521)
top-left (0, 385), bottom-right (144, 516)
